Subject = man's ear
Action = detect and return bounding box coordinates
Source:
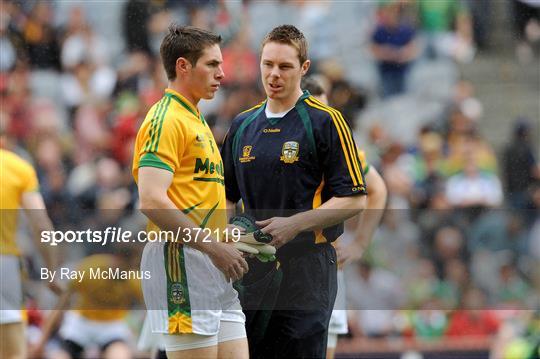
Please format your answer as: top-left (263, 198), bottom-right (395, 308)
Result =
top-left (176, 57), bottom-right (192, 76)
top-left (301, 60), bottom-right (311, 76)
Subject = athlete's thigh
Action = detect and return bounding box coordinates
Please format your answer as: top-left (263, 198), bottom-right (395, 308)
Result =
top-left (0, 322), bottom-right (26, 359)
top-left (166, 344), bottom-right (217, 359)
top-left (217, 320), bottom-right (248, 359)
top-left (217, 338), bottom-right (248, 359)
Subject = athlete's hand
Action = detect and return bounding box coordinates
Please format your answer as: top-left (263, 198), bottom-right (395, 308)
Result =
top-left (335, 239), bottom-right (366, 267)
top-left (256, 216), bottom-right (301, 249)
top-left (208, 242), bottom-right (249, 282)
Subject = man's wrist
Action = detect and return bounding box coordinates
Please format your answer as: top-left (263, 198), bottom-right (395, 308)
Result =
top-left (290, 211), bottom-right (313, 233)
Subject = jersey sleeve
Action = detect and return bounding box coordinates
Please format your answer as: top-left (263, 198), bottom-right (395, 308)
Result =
top-left (317, 110), bottom-right (367, 197)
top-left (137, 102), bottom-right (183, 173)
top-left (220, 121), bottom-right (241, 203)
top-left (21, 162), bottom-right (39, 193)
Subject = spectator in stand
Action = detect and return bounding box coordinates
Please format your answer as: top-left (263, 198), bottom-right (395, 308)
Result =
top-left (445, 286), bottom-right (500, 337)
top-left (445, 148), bottom-right (503, 209)
top-left (416, 0), bottom-right (474, 62)
top-left (531, 214), bottom-right (540, 262)
top-left (60, 6), bottom-right (110, 71)
top-left (503, 118), bottom-right (540, 209)
top-left (511, 0), bottom-right (540, 63)
top-left (318, 60), bottom-right (367, 129)
top-left (21, 2), bottom-right (61, 70)
top-left (0, 1), bottom-right (27, 71)
top-left (439, 258), bottom-right (469, 308)
top-left (380, 143), bottom-right (414, 209)
top-left (123, 0), bottom-right (152, 55)
top-left (371, 1), bottom-right (418, 98)
top-left (346, 260), bottom-right (404, 338)
top-left (221, 28), bottom-right (258, 87)
top-left (409, 130), bottom-right (446, 209)
top-left (468, 210), bottom-right (529, 254)
top-left (408, 305), bottom-right (448, 340)
top-left (370, 208), bottom-right (420, 278)
top-left (495, 261), bottom-right (531, 308)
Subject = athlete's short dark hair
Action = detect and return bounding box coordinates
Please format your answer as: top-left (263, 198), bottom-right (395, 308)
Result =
top-left (301, 76), bottom-right (325, 97)
top-left (160, 24), bottom-right (222, 81)
top-left (262, 25), bottom-right (308, 65)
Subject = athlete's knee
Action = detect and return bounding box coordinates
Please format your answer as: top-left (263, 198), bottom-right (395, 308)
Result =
top-left (102, 340), bottom-right (132, 359)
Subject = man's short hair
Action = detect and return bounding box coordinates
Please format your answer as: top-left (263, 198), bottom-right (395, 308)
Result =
top-left (160, 24), bottom-right (222, 81)
top-left (301, 76), bottom-right (325, 97)
top-left (262, 25), bottom-right (308, 65)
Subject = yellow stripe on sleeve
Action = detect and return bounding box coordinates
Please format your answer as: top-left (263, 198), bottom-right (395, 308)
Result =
top-left (305, 98), bottom-right (362, 187)
top-left (308, 97), bottom-right (365, 187)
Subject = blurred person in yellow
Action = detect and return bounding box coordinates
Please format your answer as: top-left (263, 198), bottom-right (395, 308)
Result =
top-left (34, 251), bottom-right (143, 359)
top-left (0, 134), bottom-right (56, 358)
top-left (132, 24), bottom-right (248, 359)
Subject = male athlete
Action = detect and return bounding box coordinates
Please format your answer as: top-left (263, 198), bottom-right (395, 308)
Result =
top-left (221, 25), bottom-right (367, 358)
top-left (132, 25), bottom-right (248, 359)
top-left (0, 146), bottom-right (56, 359)
top-left (301, 76), bottom-right (388, 358)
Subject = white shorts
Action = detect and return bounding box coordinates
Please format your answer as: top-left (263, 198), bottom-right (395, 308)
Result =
top-left (327, 333), bottom-right (338, 349)
top-left (141, 242), bottom-right (245, 336)
top-left (328, 270), bottom-right (348, 335)
top-left (162, 320), bottom-right (246, 351)
top-left (137, 315), bottom-right (165, 352)
top-left (0, 255), bottom-right (23, 324)
top-left (59, 311), bottom-right (132, 347)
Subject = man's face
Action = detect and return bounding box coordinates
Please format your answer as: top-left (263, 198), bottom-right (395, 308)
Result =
top-left (260, 42), bottom-right (309, 101)
top-left (187, 44), bottom-right (224, 101)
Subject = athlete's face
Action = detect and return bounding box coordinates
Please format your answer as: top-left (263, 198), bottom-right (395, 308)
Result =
top-left (261, 42), bottom-right (310, 101)
top-left (187, 44), bottom-right (224, 101)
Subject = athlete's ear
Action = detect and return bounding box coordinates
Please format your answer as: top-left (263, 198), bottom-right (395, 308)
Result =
top-left (301, 60), bottom-right (310, 76)
top-left (176, 57), bottom-right (192, 76)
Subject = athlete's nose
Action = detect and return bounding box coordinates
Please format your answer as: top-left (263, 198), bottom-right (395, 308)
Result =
top-left (269, 65), bottom-right (280, 79)
top-left (216, 65), bottom-right (225, 80)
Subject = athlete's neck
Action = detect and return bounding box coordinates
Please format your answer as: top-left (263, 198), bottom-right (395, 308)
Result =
top-left (168, 81), bottom-right (200, 108)
top-left (266, 88), bottom-right (303, 113)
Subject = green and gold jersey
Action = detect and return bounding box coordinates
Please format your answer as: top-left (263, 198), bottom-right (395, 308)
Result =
top-left (0, 149), bottom-right (39, 256)
top-left (132, 89), bottom-right (227, 234)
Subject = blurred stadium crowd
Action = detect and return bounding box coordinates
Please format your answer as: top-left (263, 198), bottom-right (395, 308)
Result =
top-left (0, 0), bottom-right (539, 358)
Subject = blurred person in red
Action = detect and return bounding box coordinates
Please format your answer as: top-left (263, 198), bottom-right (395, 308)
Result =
top-left (445, 286), bottom-right (500, 337)
top-left (221, 28), bottom-right (258, 87)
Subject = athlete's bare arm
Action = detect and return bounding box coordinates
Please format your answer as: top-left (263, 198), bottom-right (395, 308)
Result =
top-left (256, 194), bottom-right (367, 249)
top-left (21, 191), bottom-right (58, 270)
top-left (138, 167), bottom-right (248, 281)
top-left (335, 167), bottom-right (387, 266)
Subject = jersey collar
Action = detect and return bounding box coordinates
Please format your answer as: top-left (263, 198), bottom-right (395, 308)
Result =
top-left (164, 88), bottom-right (200, 119)
top-left (264, 90), bottom-right (311, 125)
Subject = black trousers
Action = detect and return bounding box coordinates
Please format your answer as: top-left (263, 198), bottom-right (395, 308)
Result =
top-left (242, 243), bottom-right (338, 359)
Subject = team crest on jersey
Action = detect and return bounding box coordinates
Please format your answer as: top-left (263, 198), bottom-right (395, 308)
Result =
top-left (239, 145), bottom-right (256, 163)
top-left (171, 283), bottom-right (185, 304)
top-left (280, 141), bottom-right (300, 164)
